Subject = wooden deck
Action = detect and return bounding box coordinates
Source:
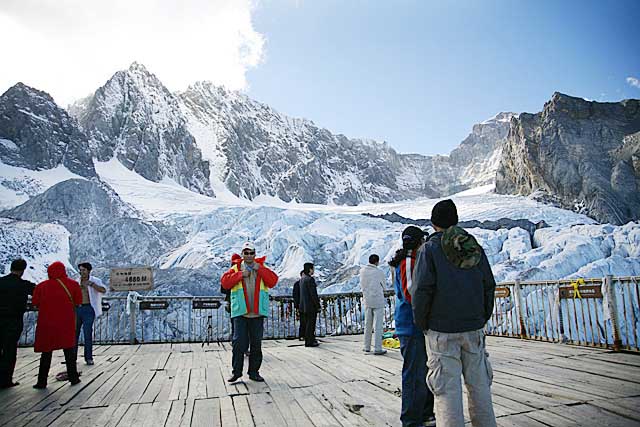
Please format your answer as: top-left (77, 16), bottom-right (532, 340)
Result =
top-left (1, 336), bottom-right (639, 426)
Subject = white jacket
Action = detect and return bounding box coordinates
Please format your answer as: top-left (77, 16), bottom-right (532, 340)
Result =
top-left (87, 275), bottom-right (107, 317)
top-left (359, 264), bottom-right (387, 309)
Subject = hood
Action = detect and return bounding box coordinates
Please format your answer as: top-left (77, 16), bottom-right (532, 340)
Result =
top-left (47, 261), bottom-right (68, 280)
top-left (441, 226), bottom-right (482, 269)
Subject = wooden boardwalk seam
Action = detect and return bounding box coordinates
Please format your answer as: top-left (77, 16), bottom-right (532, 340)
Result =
top-left (1, 336), bottom-right (639, 426)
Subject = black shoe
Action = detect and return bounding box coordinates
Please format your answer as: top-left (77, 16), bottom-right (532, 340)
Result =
top-left (249, 374), bottom-right (265, 382)
top-left (227, 374), bottom-right (242, 383)
top-left (0, 381), bottom-right (19, 389)
top-left (33, 383), bottom-right (47, 389)
top-left (305, 342), bottom-right (320, 347)
top-left (70, 378), bottom-right (81, 386)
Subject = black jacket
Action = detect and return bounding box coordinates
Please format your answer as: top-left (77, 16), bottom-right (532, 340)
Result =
top-left (0, 273), bottom-right (36, 318)
top-left (292, 280), bottom-right (301, 309)
top-left (412, 232), bottom-right (496, 333)
top-left (299, 274), bottom-right (320, 314)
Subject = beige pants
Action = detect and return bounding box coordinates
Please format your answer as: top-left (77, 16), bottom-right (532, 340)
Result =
top-left (425, 329), bottom-right (496, 427)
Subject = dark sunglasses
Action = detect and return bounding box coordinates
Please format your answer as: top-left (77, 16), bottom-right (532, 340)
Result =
top-left (243, 251), bottom-right (255, 255)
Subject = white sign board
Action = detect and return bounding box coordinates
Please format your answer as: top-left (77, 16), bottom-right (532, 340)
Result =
top-left (110, 267), bottom-right (154, 292)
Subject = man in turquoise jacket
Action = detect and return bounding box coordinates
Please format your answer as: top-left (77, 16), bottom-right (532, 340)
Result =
top-left (221, 241), bottom-right (278, 383)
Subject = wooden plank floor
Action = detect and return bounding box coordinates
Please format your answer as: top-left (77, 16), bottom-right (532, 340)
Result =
top-left (1, 336), bottom-right (639, 426)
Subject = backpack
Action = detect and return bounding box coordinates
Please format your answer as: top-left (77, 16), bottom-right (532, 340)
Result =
top-left (441, 226), bottom-right (482, 269)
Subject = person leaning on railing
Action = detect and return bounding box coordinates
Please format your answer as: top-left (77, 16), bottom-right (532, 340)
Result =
top-left (412, 199), bottom-right (497, 427)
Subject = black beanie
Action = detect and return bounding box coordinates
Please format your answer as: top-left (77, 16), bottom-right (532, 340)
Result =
top-left (401, 226), bottom-right (425, 249)
top-left (431, 199), bottom-right (458, 228)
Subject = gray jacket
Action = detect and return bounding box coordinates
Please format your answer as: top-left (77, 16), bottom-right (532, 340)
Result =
top-left (359, 264), bottom-right (386, 309)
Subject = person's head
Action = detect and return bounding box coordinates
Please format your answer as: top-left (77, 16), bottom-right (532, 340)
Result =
top-left (401, 226), bottom-right (426, 251)
top-left (368, 254), bottom-right (380, 265)
top-left (299, 270), bottom-right (304, 277)
top-left (78, 262), bottom-right (92, 279)
top-left (303, 262), bottom-right (314, 276)
top-left (241, 241), bottom-right (256, 263)
top-left (10, 259), bottom-right (27, 277)
top-left (431, 199), bottom-right (458, 231)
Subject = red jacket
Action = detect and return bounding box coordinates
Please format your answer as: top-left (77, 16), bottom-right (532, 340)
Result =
top-left (33, 262), bottom-right (82, 352)
top-left (220, 255), bottom-right (278, 316)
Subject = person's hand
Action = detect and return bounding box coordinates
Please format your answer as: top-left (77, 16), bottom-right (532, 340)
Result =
top-left (242, 269), bottom-right (250, 278)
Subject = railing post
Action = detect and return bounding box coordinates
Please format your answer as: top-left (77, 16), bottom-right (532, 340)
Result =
top-left (604, 275), bottom-right (622, 351)
top-left (129, 297), bottom-right (137, 344)
top-left (188, 298), bottom-right (193, 342)
top-left (514, 279), bottom-right (528, 339)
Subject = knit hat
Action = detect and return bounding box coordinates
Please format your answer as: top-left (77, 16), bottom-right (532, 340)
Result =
top-left (401, 226), bottom-right (425, 246)
top-left (431, 199), bottom-right (458, 229)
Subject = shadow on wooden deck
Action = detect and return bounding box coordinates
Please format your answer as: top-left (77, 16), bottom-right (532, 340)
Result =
top-left (1, 336), bottom-right (639, 426)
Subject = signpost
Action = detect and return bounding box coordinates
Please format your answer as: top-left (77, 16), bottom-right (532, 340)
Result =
top-left (139, 301), bottom-right (169, 310)
top-left (193, 299), bottom-right (222, 310)
top-left (109, 267), bottom-right (153, 292)
top-left (494, 287), bottom-right (511, 298)
top-left (559, 285), bottom-right (602, 299)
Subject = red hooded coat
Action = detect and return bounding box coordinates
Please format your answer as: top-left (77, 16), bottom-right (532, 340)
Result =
top-left (33, 262), bottom-right (82, 352)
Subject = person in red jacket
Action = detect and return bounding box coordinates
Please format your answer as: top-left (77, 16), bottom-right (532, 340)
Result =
top-left (221, 242), bottom-right (278, 383)
top-left (32, 262), bottom-right (82, 388)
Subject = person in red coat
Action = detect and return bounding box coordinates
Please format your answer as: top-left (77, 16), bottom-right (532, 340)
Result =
top-left (32, 261), bottom-right (82, 388)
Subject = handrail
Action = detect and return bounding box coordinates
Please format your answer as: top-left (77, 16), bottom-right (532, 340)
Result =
top-left (18, 276), bottom-right (640, 352)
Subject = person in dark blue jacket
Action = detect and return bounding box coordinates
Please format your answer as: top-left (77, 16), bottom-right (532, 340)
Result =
top-left (389, 226), bottom-right (435, 427)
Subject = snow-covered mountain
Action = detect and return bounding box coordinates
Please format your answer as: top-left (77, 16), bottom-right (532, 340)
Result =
top-left (1, 62), bottom-right (640, 297)
top-left (177, 80), bottom-right (511, 204)
top-left (70, 63), bottom-right (213, 196)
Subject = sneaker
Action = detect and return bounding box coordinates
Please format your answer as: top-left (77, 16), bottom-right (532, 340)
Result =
top-left (227, 374), bottom-right (242, 383)
top-left (424, 415), bottom-right (436, 426)
top-left (373, 349), bottom-right (387, 355)
top-left (249, 374), bottom-right (265, 382)
top-left (86, 359), bottom-right (94, 366)
top-left (362, 348), bottom-right (371, 353)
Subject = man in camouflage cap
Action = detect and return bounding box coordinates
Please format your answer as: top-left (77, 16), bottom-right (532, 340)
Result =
top-left (412, 199), bottom-right (497, 427)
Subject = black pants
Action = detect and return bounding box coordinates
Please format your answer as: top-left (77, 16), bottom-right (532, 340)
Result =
top-left (0, 316), bottom-right (23, 386)
top-left (37, 348), bottom-right (79, 386)
top-left (231, 317), bottom-right (264, 377)
top-left (298, 311), bottom-right (307, 339)
top-left (304, 311), bottom-right (318, 346)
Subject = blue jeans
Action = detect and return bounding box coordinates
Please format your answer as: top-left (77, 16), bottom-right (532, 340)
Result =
top-left (75, 305), bottom-right (95, 361)
top-left (232, 316), bottom-right (264, 377)
top-left (399, 333), bottom-right (435, 427)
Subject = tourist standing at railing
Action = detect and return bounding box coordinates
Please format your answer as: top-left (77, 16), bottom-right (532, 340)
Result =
top-left (292, 270), bottom-right (305, 341)
top-left (299, 262), bottom-right (321, 347)
top-left (32, 262), bottom-right (82, 389)
top-left (360, 254), bottom-right (387, 355)
top-left (75, 262), bottom-right (107, 366)
top-left (0, 259), bottom-right (35, 389)
top-left (412, 199), bottom-right (497, 427)
top-left (389, 226), bottom-right (436, 427)
top-left (221, 241), bottom-right (278, 383)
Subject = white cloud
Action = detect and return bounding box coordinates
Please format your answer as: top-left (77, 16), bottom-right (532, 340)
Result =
top-left (0, 0), bottom-right (265, 106)
top-left (627, 77), bottom-right (640, 89)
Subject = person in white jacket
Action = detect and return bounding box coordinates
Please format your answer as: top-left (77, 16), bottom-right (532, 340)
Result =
top-left (76, 262), bottom-right (107, 365)
top-left (359, 254), bottom-right (387, 355)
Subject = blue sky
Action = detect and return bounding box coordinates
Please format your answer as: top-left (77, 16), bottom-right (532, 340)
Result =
top-left (247, 0), bottom-right (640, 155)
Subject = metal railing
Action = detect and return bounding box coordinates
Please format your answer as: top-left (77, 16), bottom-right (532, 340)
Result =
top-left (18, 276), bottom-right (640, 352)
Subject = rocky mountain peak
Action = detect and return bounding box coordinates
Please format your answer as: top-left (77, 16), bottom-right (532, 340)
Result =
top-left (497, 92), bottom-right (640, 224)
top-left (0, 83), bottom-right (95, 178)
top-left (71, 64), bottom-right (214, 196)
